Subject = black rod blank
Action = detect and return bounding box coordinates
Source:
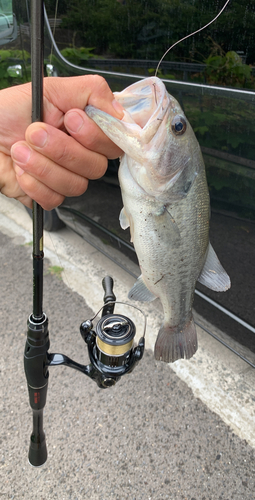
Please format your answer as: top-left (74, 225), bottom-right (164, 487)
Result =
top-left (24, 0), bottom-right (49, 468)
top-left (31, 0), bottom-right (44, 320)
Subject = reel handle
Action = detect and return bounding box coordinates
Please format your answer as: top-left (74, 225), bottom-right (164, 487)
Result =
top-left (101, 276), bottom-right (116, 316)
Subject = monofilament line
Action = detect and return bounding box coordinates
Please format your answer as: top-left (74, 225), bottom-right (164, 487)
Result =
top-left (155, 0), bottom-right (231, 77)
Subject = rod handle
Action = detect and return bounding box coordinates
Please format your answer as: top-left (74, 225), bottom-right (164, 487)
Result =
top-left (24, 315), bottom-right (49, 466)
top-left (28, 409), bottom-right (47, 467)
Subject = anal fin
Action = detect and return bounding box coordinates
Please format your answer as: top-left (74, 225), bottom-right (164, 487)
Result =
top-left (128, 275), bottom-right (157, 302)
top-left (197, 243), bottom-right (231, 292)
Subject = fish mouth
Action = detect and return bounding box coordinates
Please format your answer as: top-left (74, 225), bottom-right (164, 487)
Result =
top-left (114, 77), bottom-right (169, 129)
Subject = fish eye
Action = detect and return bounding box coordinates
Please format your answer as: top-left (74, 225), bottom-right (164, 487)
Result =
top-left (171, 115), bottom-right (187, 135)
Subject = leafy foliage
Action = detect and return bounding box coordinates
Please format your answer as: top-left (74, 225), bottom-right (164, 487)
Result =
top-left (46, 0), bottom-right (255, 65)
top-left (0, 49), bottom-right (31, 89)
top-left (204, 40), bottom-right (253, 88)
top-left (59, 47), bottom-right (96, 65)
top-left (185, 94), bottom-right (255, 158)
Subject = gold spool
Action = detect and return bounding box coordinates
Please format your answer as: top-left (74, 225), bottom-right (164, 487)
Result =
top-left (96, 336), bottom-right (133, 356)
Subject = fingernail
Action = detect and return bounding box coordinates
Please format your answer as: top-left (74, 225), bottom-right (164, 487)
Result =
top-left (11, 144), bottom-right (31, 165)
top-left (65, 111), bottom-right (84, 133)
top-left (112, 99), bottom-right (124, 118)
top-left (14, 164), bottom-right (25, 177)
top-left (29, 128), bottom-right (48, 148)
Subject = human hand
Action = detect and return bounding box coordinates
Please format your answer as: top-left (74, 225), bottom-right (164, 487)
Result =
top-left (0, 75), bottom-right (123, 209)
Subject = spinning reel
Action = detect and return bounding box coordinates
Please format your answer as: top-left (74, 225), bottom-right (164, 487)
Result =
top-left (24, 277), bottom-right (145, 467)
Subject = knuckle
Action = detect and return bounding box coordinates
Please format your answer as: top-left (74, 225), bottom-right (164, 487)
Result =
top-left (67, 176), bottom-right (88, 197)
top-left (17, 171), bottom-right (64, 210)
top-left (89, 156), bottom-right (108, 179)
top-left (41, 194), bottom-right (64, 211)
top-left (53, 143), bottom-right (69, 164)
top-left (87, 75), bottom-right (112, 106)
top-left (82, 129), bottom-right (100, 150)
top-left (89, 75), bottom-right (108, 92)
top-left (35, 157), bottom-right (53, 180)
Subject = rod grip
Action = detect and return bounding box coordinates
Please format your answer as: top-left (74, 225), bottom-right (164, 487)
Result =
top-left (24, 314), bottom-right (49, 466)
top-left (28, 390), bottom-right (47, 467)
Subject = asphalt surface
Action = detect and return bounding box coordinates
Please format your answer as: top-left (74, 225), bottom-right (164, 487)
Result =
top-left (0, 220), bottom-right (255, 499)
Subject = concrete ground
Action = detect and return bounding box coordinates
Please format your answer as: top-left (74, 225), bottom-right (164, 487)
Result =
top-left (0, 196), bottom-right (254, 500)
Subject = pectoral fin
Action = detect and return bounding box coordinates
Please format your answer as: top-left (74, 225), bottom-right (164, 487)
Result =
top-left (119, 207), bottom-right (130, 230)
top-left (197, 243), bottom-right (231, 291)
top-left (128, 275), bottom-right (157, 302)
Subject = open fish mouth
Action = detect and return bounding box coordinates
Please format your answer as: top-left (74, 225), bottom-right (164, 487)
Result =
top-left (114, 77), bottom-right (170, 128)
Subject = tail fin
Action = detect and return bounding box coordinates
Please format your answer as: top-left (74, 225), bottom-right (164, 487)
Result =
top-left (154, 316), bottom-right (197, 363)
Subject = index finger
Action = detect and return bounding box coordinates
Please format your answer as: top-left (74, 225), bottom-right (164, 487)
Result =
top-left (44, 75), bottom-right (124, 158)
top-left (43, 75), bottom-right (124, 125)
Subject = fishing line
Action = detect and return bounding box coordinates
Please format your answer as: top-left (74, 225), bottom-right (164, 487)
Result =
top-left (155, 0), bottom-right (231, 77)
top-left (49, 0), bottom-right (59, 65)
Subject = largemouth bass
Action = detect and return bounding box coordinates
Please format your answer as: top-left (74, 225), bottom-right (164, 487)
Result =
top-left (86, 77), bottom-right (230, 363)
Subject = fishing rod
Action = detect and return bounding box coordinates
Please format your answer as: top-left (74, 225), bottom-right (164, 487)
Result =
top-left (23, 0), bottom-right (145, 467)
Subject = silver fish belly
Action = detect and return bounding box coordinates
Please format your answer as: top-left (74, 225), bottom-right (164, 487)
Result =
top-left (86, 77), bottom-right (230, 363)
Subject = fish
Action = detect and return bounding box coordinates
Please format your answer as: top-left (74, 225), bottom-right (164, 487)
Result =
top-left (85, 77), bottom-right (230, 363)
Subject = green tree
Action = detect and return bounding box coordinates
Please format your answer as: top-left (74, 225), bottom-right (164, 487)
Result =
top-left (46, 0), bottom-right (255, 64)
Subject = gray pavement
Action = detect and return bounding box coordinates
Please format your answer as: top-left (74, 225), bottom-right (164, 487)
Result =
top-left (0, 209), bottom-right (255, 499)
